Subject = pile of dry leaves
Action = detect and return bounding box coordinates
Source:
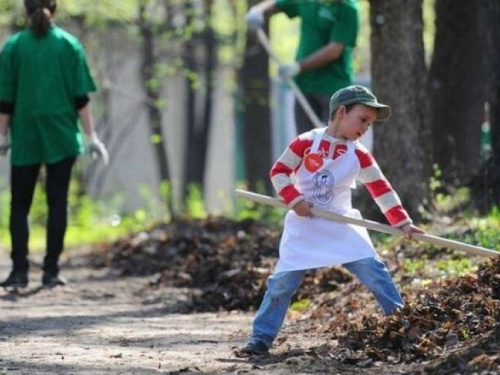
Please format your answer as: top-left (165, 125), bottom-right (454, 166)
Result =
top-left (85, 216), bottom-right (500, 373)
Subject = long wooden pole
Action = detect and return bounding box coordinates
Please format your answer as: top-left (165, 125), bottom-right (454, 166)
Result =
top-left (235, 189), bottom-right (499, 259)
top-left (256, 28), bottom-right (324, 129)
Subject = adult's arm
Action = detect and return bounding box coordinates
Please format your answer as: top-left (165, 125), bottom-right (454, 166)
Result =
top-left (255, 0), bottom-right (280, 18)
top-left (297, 42), bottom-right (344, 72)
top-left (78, 103), bottom-right (97, 139)
top-left (0, 113), bottom-right (9, 137)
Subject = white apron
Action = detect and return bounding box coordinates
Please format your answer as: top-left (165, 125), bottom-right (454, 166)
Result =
top-left (274, 128), bottom-right (376, 273)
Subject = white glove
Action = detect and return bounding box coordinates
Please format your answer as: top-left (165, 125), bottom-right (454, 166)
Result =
top-left (245, 6), bottom-right (265, 30)
top-left (0, 134), bottom-right (8, 157)
top-left (88, 133), bottom-right (109, 166)
top-left (278, 62), bottom-right (301, 80)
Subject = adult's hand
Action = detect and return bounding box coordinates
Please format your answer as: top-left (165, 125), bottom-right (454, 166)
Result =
top-left (278, 62), bottom-right (301, 80)
top-left (88, 134), bottom-right (109, 166)
top-left (245, 6), bottom-right (265, 30)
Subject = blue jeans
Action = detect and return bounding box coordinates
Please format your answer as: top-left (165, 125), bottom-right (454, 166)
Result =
top-left (249, 257), bottom-right (404, 348)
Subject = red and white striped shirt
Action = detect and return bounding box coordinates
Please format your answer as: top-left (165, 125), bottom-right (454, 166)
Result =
top-left (270, 131), bottom-right (411, 227)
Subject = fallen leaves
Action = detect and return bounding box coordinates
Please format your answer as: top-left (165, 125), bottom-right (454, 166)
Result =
top-left (83, 216), bottom-right (500, 373)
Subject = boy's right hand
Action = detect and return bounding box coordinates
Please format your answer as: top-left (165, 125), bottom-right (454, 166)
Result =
top-left (293, 200), bottom-right (313, 218)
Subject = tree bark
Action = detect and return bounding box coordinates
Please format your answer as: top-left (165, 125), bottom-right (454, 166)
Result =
top-left (369, 0), bottom-right (432, 220)
top-left (470, 0), bottom-right (500, 211)
top-left (429, 0), bottom-right (487, 183)
top-left (182, 0), bottom-right (216, 202)
top-left (240, 0), bottom-right (273, 194)
top-left (138, 1), bottom-right (173, 215)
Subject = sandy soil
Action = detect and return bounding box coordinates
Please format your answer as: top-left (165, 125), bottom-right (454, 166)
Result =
top-left (0, 249), bottom-right (332, 375)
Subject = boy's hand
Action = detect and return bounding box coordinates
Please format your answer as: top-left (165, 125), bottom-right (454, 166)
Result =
top-left (293, 200), bottom-right (313, 218)
top-left (401, 223), bottom-right (426, 239)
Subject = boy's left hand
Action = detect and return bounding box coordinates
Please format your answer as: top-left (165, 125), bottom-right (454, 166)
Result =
top-left (401, 224), bottom-right (426, 239)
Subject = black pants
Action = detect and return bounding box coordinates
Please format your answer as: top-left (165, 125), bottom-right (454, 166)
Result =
top-left (10, 157), bottom-right (76, 274)
top-left (294, 94), bottom-right (331, 134)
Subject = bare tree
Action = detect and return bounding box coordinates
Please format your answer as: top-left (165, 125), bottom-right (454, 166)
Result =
top-left (138, 0), bottom-right (173, 214)
top-left (182, 0), bottom-right (217, 202)
top-left (369, 0), bottom-right (432, 219)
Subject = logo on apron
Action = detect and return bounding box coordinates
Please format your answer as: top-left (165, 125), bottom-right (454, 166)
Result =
top-left (313, 170), bottom-right (334, 205)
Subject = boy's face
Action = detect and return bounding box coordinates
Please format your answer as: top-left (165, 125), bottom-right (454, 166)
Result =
top-left (337, 104), bottom-right (377, 141)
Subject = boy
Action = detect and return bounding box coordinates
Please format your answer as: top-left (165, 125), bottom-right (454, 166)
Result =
top-left (239, 85), bottom-right (425, 355)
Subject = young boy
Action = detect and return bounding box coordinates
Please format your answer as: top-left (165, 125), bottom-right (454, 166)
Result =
top-left (239, 85), bottom-right (425, 355)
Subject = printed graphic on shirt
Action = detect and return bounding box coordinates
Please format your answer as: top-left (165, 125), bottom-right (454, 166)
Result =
top-left (313, 170), bottom-right (334, 205)
top-left (304, 153), bottom-right (323, 172)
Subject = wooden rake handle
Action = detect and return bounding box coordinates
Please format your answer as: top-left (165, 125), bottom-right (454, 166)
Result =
top-left (235, 189), bottom-right (499, 259)
top-left (255, 28), bottom-right (324, 129)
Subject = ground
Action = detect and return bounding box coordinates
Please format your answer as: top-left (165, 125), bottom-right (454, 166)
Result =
top-left (0, 251), bottom-right (256, 375)
top-left (1, 249), bottom-right (345, 375)
top-left (1, 217), bottom-right (499, 375)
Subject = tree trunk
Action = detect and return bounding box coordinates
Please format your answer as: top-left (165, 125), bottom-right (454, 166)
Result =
top-left (369, 0), bottom-right (432, 220)
top-left (200, 1), bottom-right (216, 192)
top-left (429, 0), bottom-right (487, 184)
top-left (470, 0), bottom-right (500, 211)
top-left (182, 0), bottom-right (216, 203)
top-left (240, 0), bottom-right (273, 194)
top-left (138, 1), bottom-right (173, 215)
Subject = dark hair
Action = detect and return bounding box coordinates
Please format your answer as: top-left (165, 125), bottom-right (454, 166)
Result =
top-left (329, 102), bottom-right (357, 120)
top-left (24, 0), bottom-right (57, 37)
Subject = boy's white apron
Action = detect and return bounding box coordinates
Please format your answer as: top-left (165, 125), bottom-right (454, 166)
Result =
top-left (274, 128), bottom-right (376, 273)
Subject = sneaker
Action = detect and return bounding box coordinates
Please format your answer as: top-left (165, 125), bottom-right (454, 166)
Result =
top-left (238, 340), bottom-right (269, 355)
top-left (0, 270), bottom-right (28, 288)
top-left (42, 272), bottom-right (66, 287)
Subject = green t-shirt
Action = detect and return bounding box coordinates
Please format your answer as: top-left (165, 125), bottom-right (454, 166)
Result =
top-left (0, 25), bottom-right (97, 165)
top-left (276, 0), bottom-right (360, 95)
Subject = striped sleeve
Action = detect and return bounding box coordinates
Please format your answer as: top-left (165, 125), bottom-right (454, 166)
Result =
top-left (355, 143), bottom-right (412, 227)
top-left (270, 133), bottom-right (313, 207)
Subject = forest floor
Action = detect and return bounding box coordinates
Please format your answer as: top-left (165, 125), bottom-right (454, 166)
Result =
top-left (0, 217), bottom-right (499, 374)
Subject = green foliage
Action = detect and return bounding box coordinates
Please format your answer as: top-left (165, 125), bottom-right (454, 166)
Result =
top-left (0, 178), bottom-right (160, 252)
top-left (461, 212), bottom-right (500, 251)
top-left (233, 182), bottom-right (284, 223)
top-left (435, 257), bottom-right (476, 277)
top-left (290, 298), bottom-right (311, 311)
top-left (185, 184), bottom-right (207, 219)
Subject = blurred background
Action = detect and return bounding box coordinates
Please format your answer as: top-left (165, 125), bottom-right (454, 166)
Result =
top-left (0, 0), bottom-right (499, 248)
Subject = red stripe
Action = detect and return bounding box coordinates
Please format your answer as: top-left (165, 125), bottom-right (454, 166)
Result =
top-left (279, 185), bottom-right (301, 205)
top-left (365, 179), bottom-right (392, 198)
top-left (355, 149), bottom-right (375, 168)
top-left (384, 206), bottom-right (410, 226)
top-left (333, 144), bottom-right (347, 159)
top-left (289, 137), bottom-right (312, 157)
top-left (270, 161), bottom-right (293, 179)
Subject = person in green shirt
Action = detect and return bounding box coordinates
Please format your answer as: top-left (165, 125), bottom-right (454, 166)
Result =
top-left (0, 0), bottom-right (108, 288)
top-left (245, 0), bottom-right (360, 134)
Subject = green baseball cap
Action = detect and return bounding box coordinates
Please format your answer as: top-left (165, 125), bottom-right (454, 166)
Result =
top-left (329, 85), bottom-right (391, 121)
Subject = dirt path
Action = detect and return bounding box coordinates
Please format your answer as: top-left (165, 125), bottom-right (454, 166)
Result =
top-left (0, 250), bottom-right (335, 375)
top-left (0, 251), bottom-right (252, 374)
